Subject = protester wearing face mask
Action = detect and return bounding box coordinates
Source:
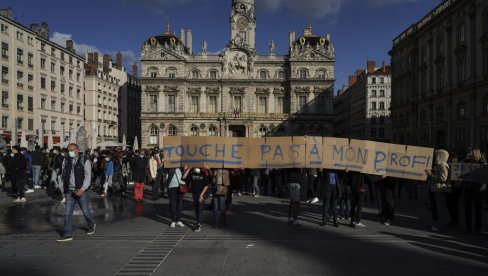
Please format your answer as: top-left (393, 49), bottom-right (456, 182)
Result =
top-left (8, 145), bottom-right (27, 203)
top-left (182, 165), bottom-right (209, 232)
top-left (131, 150), bottom-right (148, 203)
top-left (101, 154), bottom-right (114, 197)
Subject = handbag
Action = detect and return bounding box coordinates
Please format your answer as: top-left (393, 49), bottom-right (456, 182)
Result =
top-left (215, 185), bottom-right (228, 196)
top-left (179, 183), bottom-right (189, 193)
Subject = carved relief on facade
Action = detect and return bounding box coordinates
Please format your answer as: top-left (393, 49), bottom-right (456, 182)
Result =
top-left (145, 85), bottom-right (161, 92)
top-left (163, 85), bottom-right (179, 93)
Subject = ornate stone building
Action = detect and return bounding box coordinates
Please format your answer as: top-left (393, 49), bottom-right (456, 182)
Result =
top-left (139, 0), bottom-right (335, 147)
top-left (390, 0), bottom-right (488, 153)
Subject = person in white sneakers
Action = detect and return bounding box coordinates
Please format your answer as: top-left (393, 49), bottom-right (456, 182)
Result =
top-left (166, 168), bottom-right (186, 228)
top-left (9, 146), bottom-right (27, 203)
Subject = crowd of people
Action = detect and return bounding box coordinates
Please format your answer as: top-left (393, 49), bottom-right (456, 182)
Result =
top-left (0, 144), bottom-right (487, 241)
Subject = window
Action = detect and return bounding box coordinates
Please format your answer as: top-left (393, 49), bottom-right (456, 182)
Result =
top-left (41, 43), bottom-right (45, 52)
top-left (371, 102), bottom-right (377, 110)
top-left (457, 22), bottom-right (466, 44)
top-left (69, 104), bottom-right (73, 114)
top-left (40, 58), bottom-right (46, 69)
top-left (379, 115), bottom-right (385, 124)
top-left (51, 62), bottom-right (55, 73)
top-left (77, 88), bottom-right (80, 99)
top-left (76, 73), bottom-right (80, 82)
top-left (380, 77), bottom-right (385, 84)
top-left (299, 69), bottom-right (307, 79)
top-left (209, 70), bottom-right (217, 79)
top-left (16, 31), bottom-right (23, 41)
top-left (150, 126), bottom-right (159, 145)
top-left (457, 102), bottom-right (466, 118)
top-left (17, 95), bottom-right (23, 110)
top-left (298, 96), bottom-right (307, 113)
top-left (168, 95), bottom-right (176, 113)
top-left (371, 128), bottom-right (377, 139)
top-left (41, 77), bottom-right (46, 89)
top-left (239, 31), bottom-right (247, 42)
top-left (27, 53), bottom-right (33, 68)
top-left (98, 110), bottom-right (101, 120)
top-left (437, 65), bottom-right (444, 89)
top-left (69, 86), bottom-right (73, 97)
top-left (51, 80), bottom-right (56, 92)
top-left (60, 102), bottom-right (65, 112)
top-left (149, 67), bottom-right (158, 78)
top-left (259, 71), bottom-right (267, 80)
top-left (278, 71), bottom-right (285, 79)
top-left (192, 70), bottom-right (199, 79)
top-left (69, 69), bottom-right (73, 79)
top-left (1, 42), bottom-right (8, 59)
top-left (77, 105), bottom-right (81, 115)
top-left (1, 91), bottom-right (8, 108)
top-left (17, 118), bottom-right (23, 129)
top-left (1, 23), bottom-right (8, 33)
top-left (379, 128), bottom-right (385, 139)
top-left (16, 48), bottom-right (23, 64)
top-left (276, 96), bottom-right (284, 114)
top-left (190, 126), bottom-right (199, 136)
top-left (379, 90), bottom-right (385, 97)
top-left (168, 68), bottom-right (176, 78)
top-left (437, 35), bottom-right (444, 56)
top-left (61, 52), bottom-right (65, 61)
top-left (371, 90), bottom-right (377, 97)
top-left (255, 96), bottom-right (267, 113)
top-left (16, 71), bottom-right (23, 88)
top-left (379, 102), bottom-right (385, 110)
top-left (190, 96), bottom-right (199, 113)
top-left (317, 70), bottom-right (326, 79)
top-left (27, 74), bottom-right (33, 90)
top-left (28, 118), bottom-right (33, 131)
top-left (1, 66), bottom-right (7, 84)
top-left (1, 116), bottom-right (7, 128)
top-left (150, 95), bottom-right (158, 112)
top-left (436, 106), bottom-right (445, 122)
top-left (258, 127), bottom-right (267, 137)
top-left (371, 117), bottom-right (377, 125)
top-left (51, 100), bottom-right (56, 111)
top-left (28, 97), bottom-right (33, 112)
top-left (168, 126), bottom-right (177, 136)
top-left (27, 36), bottom-right (33, 45)
top-left (233, 95), bottom-right (242, 112)
top-left (457, 56), bottom-right (466, 83)
top-left (371, 77), bottom-right (377, 84)
top-left (51, 48), bottom-right (55, 57)
top-left (208, 96), bottom-right (217, 113)
top-left (41, 98), bottom-right (46, 109)
top-left (60, 83), bottom-right (65, 94)
top-left (209, 126), bottom-right (218, 136)
top-left (60, 66), bottom-right (65, 76)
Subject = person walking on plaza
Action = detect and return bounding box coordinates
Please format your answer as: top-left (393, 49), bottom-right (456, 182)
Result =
top-left (131, 150), bottom-right (148, 203)
top-left (113, 152), bottom-right (124, 196)
top-left (306, 168), bottom-right (319, 203)
top-left (149, 150), bottom-right (163, 200)
top-left (462, 148), bottom-right (486, 235)
top-left (166, 168), bottom-right (185, 228)
top-left (251, 169), bottom-right (261, 197)
top-left (320, 169), bottom-right (341, 227)
top-left (425, 149), bottom-right (451, 232)
top-left (101, 154), bottom-right (114, 197)
top-left (377, 176), bottom-right (396, 225)
top-left (286, 168), bottom-right (303, 226)
top-left (9, 146), bottom-right (27, 203)
top-left (349, 171), bottom-right (366, 228)
top-left (182, 165), bottom-right (209, 232)
top-left (56, 143), bottom-right (95, 242)
top-left (31, 146), bottom-right (44, 189)
top-left (22, 148), bottom-right (34, 194)
top-left (212, 168), bottom-right (230, 228)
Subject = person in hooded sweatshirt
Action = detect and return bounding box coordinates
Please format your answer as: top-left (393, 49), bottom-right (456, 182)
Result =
top-left (425, 149), bottom-right (450, 232)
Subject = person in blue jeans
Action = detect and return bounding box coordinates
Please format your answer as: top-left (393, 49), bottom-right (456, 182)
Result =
top-left (320, 169), bottom-right (342, 227)
top-left (166, 168), bottom-right (185, 228)
top-left (56, 143), bottom-right (95, 242)
top-left (182, 165), bottom-right (209, 232)
top-left (212, 169), bottom-right (230, 227)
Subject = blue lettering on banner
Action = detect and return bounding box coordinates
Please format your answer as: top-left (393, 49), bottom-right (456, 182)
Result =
top-left (290, 144), bottom-right (300, 160)
top-left (374, 151), bottom-right (387, 171)
top-left (333, 145), bottom-right (344, 161)
top-left (231, 144), bottom-right (243, 160)
top-left (309, 144), bottom-right (321, 160)
top-left (186, 144), bottom-right (197, 157)
top-left (199, 144), bottom-right (211, 157)
top-left (261, 145), bottom-right (271, 160)
top-left (164, 146), bottom-right (175, 158)
top-left (273, 145), bottom-right (284, 160)
top-left (215, 144), bottom-right (226, 158)
top-left (175, 145), bottom-right (184, 157)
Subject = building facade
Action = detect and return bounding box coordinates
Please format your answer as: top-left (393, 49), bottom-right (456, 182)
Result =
top-left (1, 8), bottom-right (85, 146)
top-left (84, 52), bottom-right (125, 144)
top-left (334, 61), bottom-right (392, 142)
top-left (390, 0), bottom-right (488, 153)
top-left (139, 0), bottom-right (335, 147)
top-left (118, 63), bottom-right (141, 147)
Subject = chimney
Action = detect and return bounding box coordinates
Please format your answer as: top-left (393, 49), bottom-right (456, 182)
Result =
top-left (304, 26), bottom-right (312, 36)
top-left (186, 29), bottom-right (193, 54)
top-left (180, 29), bottom-right (186, 46)
top-left (367, 61), bottom-right (376, 74)
top-left (289, 31), bottom-right (296, 47)
top-left (349, 75), bottom-right (358, 86)
top-left (103, 54), bottom-right (111, 73)
top-left (116, 52), bottom-right (123, 70)
top-left (132, 63), bottom-right (138, 77)
top-left (40, 22), bottom-right (49, 39)
top-left (66, 40), bottom-right (75, 53)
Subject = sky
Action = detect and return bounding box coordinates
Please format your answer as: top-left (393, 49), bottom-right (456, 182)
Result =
top-left (2, 0), bottom-right (441, 92)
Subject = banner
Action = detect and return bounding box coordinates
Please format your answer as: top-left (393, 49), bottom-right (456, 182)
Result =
top-left (161, 136), bottom-right (434, 180)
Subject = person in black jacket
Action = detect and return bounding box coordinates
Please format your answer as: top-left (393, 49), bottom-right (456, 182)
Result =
top-left (131, 150), bottom-right (148, 203)
top-left (320, 169), bottom-right (342, 227)
top-left (9, 145), bottom-right (27, 203)
top-left (182, 165), bottom-right (209, 232)
top-left (377, 176), bottom-right (396, 225)
top-left (348, 170), bottom-right (366, 228)
top-left (286, 168), bottom-right (303, 226)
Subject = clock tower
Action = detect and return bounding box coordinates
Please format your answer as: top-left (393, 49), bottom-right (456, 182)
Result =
top-left (230, 0), bottom-right (256, 50)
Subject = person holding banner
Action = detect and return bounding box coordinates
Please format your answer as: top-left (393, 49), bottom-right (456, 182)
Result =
top-left (286, 168), bottom-right (303, 227)
top-left (348, 171), bottom-right (366, 228)
top-left (212, 169), bottom-right (230, 228)
top-left (425, 149), bottom-right (451, 232)
top-left (182, 165), bottom-right (209, 232)
top-left (462, 148), bottom-right (486, 235)
top-left (165, 168), bottom-right (185, 228)
top-left (319, 169), bottom-right (341, 227)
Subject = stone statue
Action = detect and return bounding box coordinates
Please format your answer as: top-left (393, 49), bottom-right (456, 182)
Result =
top-left (228, 52), bottom-right (248, 75)
top-left (202, 40), bottom-right (208, 54)
top-left (76, 127), bottom-right (88, 153)
top-left (270, 40), bottom-right (276, 54)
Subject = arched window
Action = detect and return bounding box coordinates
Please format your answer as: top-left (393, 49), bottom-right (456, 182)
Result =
top-left (209, 70), bottom-right (218, 79)
top-left (209, 126), bottom-right (218, 136)
top-left (379, 102), bottom-right (385, 110)
top-left (191, 70), bottom-right (199, 79)
top-left (457, 101), bottom-right (466, 118)
top-left (150, 126), bottom-right (159, 145)
top-left (299, 69), bottom-right (307, 79)
top-left (168, 125), bottom-right (177, 136)
top-left (148, 67), bottom-right (159, 78)
top-left (258, 127), bottom-right (267, 137)
top-left (379, 115), bottom-right (386, 125)
top-left (316, 69), bottom-right (326, 79)
top-left (190, 126), bottom-right (199, 136)
top-left (167, 68), bottom-right (177, 79)
top-left (259, 70), bottom-right (267, 80)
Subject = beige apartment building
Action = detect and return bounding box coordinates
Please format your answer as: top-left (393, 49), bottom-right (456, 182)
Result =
top-left (390, 0), bottom-right (488, 153)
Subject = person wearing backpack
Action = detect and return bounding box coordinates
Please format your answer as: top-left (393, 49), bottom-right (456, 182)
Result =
top-left (166, 168), bottom-right (185, 228)
top-left (425, 149), bottom-right (451, 232)
top-left (213, 169), bottom-right (230, 228)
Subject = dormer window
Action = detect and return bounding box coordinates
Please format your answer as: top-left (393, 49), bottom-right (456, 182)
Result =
top-left (259, 70), bottom-right (267, 80)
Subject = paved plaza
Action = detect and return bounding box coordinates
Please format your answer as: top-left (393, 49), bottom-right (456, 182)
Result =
top-left (0, 185), bottom-right (487, 276)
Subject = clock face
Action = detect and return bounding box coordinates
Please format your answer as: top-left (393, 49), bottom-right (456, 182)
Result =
top-left (236, 17), bottom-right (249, 31)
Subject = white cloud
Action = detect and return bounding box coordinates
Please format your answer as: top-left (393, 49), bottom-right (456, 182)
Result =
top-left (49, 32), bottom-right (138, 73)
